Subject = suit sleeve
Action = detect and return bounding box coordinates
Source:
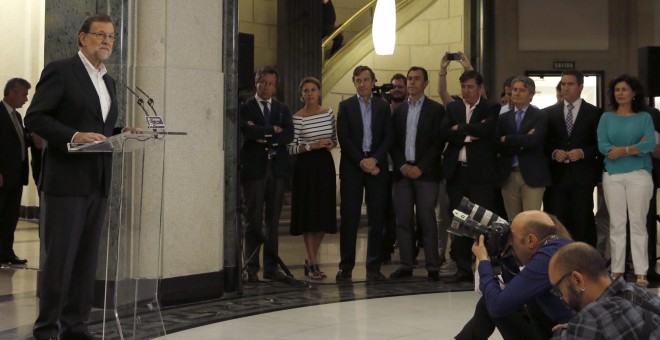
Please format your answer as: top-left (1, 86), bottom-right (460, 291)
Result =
top-left (24, 62), bottom-right (78, 151)
top-left (269, 104), bottom-right (294, 146)
top-left (580, 106), bottom-right (604, 161)
top-left (416, 102), bottom-right (445, 173)
top-left (444, 105), bottom-right (469, 146)
top-left (371, 99), bottom-right (392, 164)
top-left (390, 107), bottom-right (405, 171)
top-left (239, 102), bottom-right (276, 140)
top-left (462, 102), bottom-right (500, 139)
top-left (337, 100), bottom-right (364, 166)
top-left (503, 110), bottom-right (548, 150)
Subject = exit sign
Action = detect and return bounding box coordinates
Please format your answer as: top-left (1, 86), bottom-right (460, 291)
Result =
top-left (553, 61), bottom-right (575, 69)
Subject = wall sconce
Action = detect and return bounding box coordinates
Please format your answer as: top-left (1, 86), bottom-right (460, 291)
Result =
top-left (372, 0), bottom-right (396, 55)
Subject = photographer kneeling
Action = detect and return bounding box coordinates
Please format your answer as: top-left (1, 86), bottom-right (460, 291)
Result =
top-left (456, 211), bottom-right (573, 340)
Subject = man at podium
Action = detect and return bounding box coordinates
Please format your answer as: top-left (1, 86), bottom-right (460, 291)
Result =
top-left (25, 14), bottom-right (138, 340)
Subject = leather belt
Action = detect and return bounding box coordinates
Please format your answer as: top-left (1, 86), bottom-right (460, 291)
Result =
top-left (406, 161), bottom-right (417, 165)
top-left (363, 151), bottom-right (372, 157)
top-left (511, 166), bottom-right (521, 172)
top-left (458, 161), bottom-right (468, 167)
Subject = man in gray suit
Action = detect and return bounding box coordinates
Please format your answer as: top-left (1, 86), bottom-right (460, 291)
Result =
top-left (389, 67), bottom-right (445, 281)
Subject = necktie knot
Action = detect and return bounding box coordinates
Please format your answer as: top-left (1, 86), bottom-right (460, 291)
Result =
top-left (568, 103), bottom-right (574, 110)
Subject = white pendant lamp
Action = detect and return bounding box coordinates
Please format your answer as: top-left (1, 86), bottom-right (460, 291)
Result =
top-left (372, 0), bottom-right (396, 55)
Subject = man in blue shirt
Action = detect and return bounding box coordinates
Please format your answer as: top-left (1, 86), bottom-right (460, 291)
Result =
top-left (455, 210), bottom-right (573, 340)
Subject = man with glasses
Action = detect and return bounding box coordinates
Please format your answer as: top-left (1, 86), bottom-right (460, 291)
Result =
top-left (26, 14), bottom-right (138, 340)
top-left (549, 242), bottom-right (660, 339)
top-left (455, 211), bottom-right (573, 340)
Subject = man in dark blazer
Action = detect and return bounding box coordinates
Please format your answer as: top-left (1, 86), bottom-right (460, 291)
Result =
top-left (336, 65), bottom-right (391, 281)
top-left (497, 76), bottom-right (550, 220)
top-left (239, 66), bottom-right (293, 282)
top-left (25, 14), bottom-right (135, 340)
top-left (442, 70), bottom-right (501, 283)
top-left (389, 66), bottom-right (444, 281)
top-left (0, 78), bottom-right (31, 265)
top-left (543, 70), bottom-right (603, 246)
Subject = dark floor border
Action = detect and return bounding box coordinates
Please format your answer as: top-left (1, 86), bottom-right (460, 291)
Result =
top-left (160, 270), bottom-right (224, 306)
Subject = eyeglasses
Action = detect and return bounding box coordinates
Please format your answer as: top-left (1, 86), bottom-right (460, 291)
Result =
top-left (550, 272), bottom-right (573, 298)
top-left (86, 32), bottom-right (116, 42)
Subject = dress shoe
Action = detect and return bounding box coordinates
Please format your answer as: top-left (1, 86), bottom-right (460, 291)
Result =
top-left (442, 272), bottom-right (474, 284)
top-left (335, 270), bottom-right (352, 281)
top-left (389, 268), bottom-right (413, 279)
top-left (263, 270), bottom-right (287, 281)
top-left (61, 329), bottom-right (94, 340)
top-left (244, 271), bottom-right (259, 283)
top-left (366, 271), bottom-right (386, 281)
top-left (0, 254), bottom-right (27, 265)
top-left (427, 271), bottom-right (440, 282)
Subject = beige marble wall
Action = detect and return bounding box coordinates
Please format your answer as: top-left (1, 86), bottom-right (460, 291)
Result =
top-left (0, 0), bottom-right (45, 208)
top-left (129, 0), bottom-right (224, 278)
top-left (324, 0), bottom-right (467, 112)
top-left (239, 0), bottom-right (278, 69)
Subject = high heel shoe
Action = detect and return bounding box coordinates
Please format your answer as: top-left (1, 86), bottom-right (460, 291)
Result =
top-left (308, 264), bottom-right (324, 280)
top-left (636, 275), bottom-right (649, 288)
top-left (312, 264), bottom-right (327, 278)
top-left (304, 259), bottom-right (310, 277)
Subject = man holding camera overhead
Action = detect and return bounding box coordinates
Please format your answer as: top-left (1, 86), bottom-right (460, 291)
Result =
top-left (455, 210), bottom-right (573, 340)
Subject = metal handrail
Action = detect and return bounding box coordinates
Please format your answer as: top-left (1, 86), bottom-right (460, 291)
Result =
top-left (322, 0), bottom-right (377, 60)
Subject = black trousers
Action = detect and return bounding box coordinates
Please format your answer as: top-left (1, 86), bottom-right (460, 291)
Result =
top-left (447, 166), bottom-right (495, 276)
top-left (456, 296), bottom-right (554, 340)
top-left (242, 160), bottom-right (286, 274)
top-left (0, 185), bottom-right (23, 258)
top-left (34, 191), bottom-right (107, 339)
top-left (544, 185), bottom-right (596, 246)
top-left (339, 168), bottom-right (388, 272)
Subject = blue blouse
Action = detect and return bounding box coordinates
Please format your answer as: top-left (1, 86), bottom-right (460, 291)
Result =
top-left (597, 111), bottom-right (655, 175)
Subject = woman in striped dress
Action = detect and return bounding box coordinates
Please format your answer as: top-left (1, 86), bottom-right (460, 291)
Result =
top-left (288, 76), bottom-right (337, 280)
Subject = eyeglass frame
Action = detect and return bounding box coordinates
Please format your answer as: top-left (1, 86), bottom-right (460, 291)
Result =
top-left (550, 271), bottom-right (573, 298)
top-left (86, 31), bottom-right (116, 42)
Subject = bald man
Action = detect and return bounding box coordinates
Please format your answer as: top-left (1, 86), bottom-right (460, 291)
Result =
top-left (455, 211), bottom-right (573, 340)
top-left (549, 243), bottom-right (660, 339)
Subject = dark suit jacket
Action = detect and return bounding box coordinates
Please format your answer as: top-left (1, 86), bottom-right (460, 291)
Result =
top-left (442, 98), bottom-right (500, 185)
top-left (337, 95), bottom-right (392, 177)
top-left (0, 103), bottom-right (29, 188)
top-left (239, 96), bottom-right (294, 181)
top-left (25, 54), bottom-right (120, 196)
top-left (544, 100), bottom-right (603, 188)
top-left (390, 97), bottom-right (445, 182)
top-left (497, 105), bottom-right (551, 187)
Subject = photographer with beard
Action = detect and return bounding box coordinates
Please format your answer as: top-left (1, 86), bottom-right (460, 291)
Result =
top-left (455, 210), bottom-right (573, 340)
top-left (549, 242), bottom-right (660, 339)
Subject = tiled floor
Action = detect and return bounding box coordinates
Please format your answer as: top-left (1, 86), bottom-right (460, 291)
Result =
top-left (2, 218), bottom-right (659, 339)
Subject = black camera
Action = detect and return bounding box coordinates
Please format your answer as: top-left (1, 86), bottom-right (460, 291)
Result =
top-left (448, 197), bottom-right (511, 257)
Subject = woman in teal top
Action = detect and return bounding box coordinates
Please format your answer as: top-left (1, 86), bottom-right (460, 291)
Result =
top-left (597, 74), bottom-right (655, 287)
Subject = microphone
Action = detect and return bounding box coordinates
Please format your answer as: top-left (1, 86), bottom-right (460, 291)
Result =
top-left (126, 85), bottom-right (166, 130)
top-left (136, 86), bottom-right (159, 117)
top-left (125, 85), bottom-right (150, 117)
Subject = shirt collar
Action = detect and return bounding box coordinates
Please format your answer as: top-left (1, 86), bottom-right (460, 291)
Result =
top-left (356, 93), bottom-right (373, 103)
top-left (255, 94), bottom-right (272, 105)
top-left (407, 95), bottom-right (426, 107)
top-left (78, 50), bottom-right (107, 76)
top-left (564, 98), bottom-right (582, 108)
top-left (464, 97), bottom-right (481, 110)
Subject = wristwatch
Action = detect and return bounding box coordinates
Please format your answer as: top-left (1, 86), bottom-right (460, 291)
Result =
top-left (305, 144), bottom-right (311, 151)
